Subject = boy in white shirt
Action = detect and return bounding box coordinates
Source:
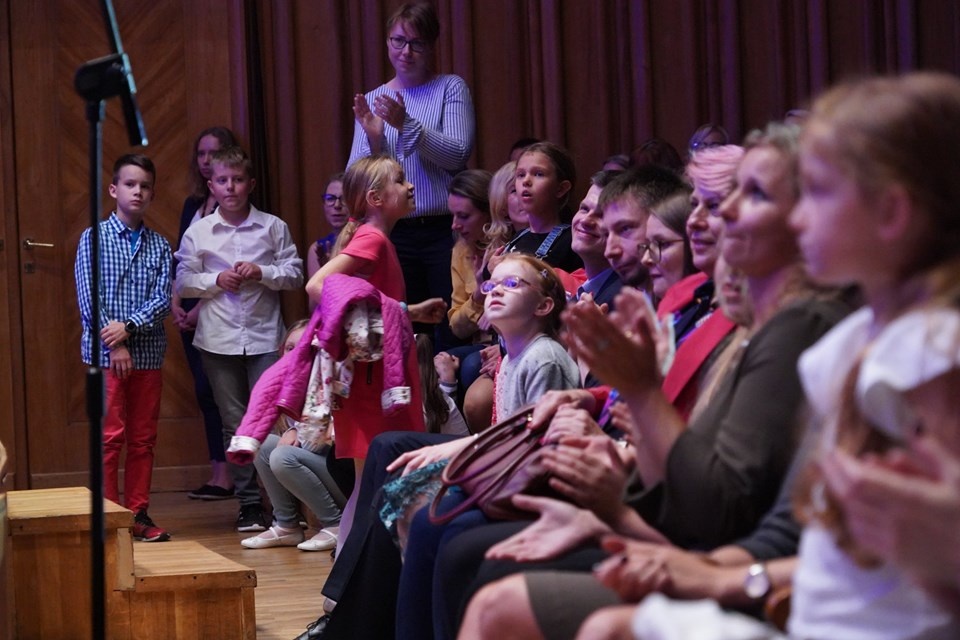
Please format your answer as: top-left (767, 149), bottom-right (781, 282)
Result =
top-left (175, 146), bottom-right (303, 531)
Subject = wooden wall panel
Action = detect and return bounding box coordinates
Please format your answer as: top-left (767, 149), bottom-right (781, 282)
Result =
top-left (6, 0), bottom-right (244, 489)
top-left (3, 0), bottom-right (960, 489)
top-left (0, 0), bottom-right (26, 491)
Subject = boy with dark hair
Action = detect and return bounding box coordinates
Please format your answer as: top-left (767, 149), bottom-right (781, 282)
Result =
top-left (75, 153), bottom-right (173, 542)
top-left (175, 146), bottom-right (303, 532)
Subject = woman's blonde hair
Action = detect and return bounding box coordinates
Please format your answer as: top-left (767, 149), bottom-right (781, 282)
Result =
top-left (332, 156), bottom-right (401, 257)
top-left (484, 161), bottom-right (518, 257)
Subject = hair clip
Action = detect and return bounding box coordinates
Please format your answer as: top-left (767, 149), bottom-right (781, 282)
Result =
top-left (539, 269), bottom-right (548, 279)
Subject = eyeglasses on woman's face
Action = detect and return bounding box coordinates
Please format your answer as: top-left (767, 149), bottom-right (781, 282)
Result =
top-left (639, 239), bottom-right (684, 263)
top-left (479, 275), bottom-right (535, 295)
top-left (388, 35), bottom-right (427, 54)
top-left (323, 194), bottom-right (344, 206)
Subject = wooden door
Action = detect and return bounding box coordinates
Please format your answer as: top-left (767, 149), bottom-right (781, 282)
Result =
top-left (5, 0), bottom-right (247, 490)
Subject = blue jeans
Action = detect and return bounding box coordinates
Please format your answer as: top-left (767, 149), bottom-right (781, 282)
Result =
top-left (396, 494), bottom-right (491, 640)
top-left (255, 434), bottom-right (345, 528)
top-left (199, 349), bottom-right (278, 506)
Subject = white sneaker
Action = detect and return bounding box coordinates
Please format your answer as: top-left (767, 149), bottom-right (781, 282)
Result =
top-left (240, 525), bottom-right (304, 549)
top-left (297, 527), bottom-right (338, 551)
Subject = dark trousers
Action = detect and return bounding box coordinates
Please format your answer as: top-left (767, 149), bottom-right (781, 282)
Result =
top-left (179, 328), bottom-right (225, 462)
top-left (391, 218), bottom-right (456, 352)
top-left (321, 431), bottom-right (459, 639)
top-left (433, 522), bottom-right (608, 639)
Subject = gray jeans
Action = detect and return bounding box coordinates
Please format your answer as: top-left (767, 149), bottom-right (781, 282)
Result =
top-left (199, 349), bottom-right (278, 506)
top-left (255, 434), bottom-right (345, 528)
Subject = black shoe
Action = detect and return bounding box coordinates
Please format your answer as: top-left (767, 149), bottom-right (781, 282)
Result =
top-left (236, 504), bottom-right (269, 532)
top-left (294, 614), bottom-right (330, 640)
top-left (187, 484), bottom-right (235, 500)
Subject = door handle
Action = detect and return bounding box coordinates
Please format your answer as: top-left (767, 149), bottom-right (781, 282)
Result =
top-left (22, 238), bottom-right (55, 249)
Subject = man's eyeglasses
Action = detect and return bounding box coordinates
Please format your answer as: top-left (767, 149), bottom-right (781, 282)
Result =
top-left (388, 36), bottom-right (427, 54)
top-left (323, 194), bottom-right (344, 206)
top-left (479, 275), bottom-right (535, 295)
top-left (638, 239), bottom-right (684, 262)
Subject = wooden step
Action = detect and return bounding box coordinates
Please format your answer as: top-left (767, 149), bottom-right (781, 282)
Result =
top-left (125, 541), bottom-right (256, 639)
top-left (7, 486), bottom-right (133, 534)
top-left (7, 487), bottom-right (135, 638)
top-left (5, 488), bottom-right (257, 639)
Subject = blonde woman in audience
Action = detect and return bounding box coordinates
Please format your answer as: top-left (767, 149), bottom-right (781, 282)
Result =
top-left (455, 121), bottom-right (849, 640)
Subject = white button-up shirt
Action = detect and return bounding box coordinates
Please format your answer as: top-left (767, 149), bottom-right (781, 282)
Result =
top-left (175, 205), bottom-right (303, 355)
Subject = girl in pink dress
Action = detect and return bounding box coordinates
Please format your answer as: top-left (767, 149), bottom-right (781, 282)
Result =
top-left (305, 155), bottom-right (447, 554)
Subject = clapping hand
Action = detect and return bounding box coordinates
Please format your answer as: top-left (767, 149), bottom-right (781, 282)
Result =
top-left (353, 94), bottom-right (385, 143)
top-left (563, 290), bottom-right (662, 395)
top-left (373, 92), bottom-right (407, 129)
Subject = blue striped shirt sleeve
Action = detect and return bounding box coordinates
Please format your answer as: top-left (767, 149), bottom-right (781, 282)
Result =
top-left (348, 74), bottom-right (476, 218)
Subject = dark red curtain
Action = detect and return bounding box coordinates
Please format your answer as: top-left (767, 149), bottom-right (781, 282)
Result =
top-left (236, 0), bottom-right (960, 271)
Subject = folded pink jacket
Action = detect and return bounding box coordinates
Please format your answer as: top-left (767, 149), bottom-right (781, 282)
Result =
top-left (228, 274), bottom-right (414, 464)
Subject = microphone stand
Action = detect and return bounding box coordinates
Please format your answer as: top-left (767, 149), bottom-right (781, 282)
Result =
top-left (73, 1), bottom-right (147, 637)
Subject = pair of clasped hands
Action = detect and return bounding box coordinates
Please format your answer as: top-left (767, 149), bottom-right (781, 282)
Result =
top-left (216, 261), bottom-right (262, 293)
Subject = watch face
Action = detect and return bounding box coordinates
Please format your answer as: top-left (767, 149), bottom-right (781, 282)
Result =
top-left (745, 564), bottom-right (771, 599)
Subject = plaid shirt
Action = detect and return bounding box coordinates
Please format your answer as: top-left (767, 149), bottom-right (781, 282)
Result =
top-left (75, 212), bottom-right (172, 368)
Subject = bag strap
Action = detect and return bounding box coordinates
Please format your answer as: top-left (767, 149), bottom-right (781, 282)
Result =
top-left (428, 406), bottom-right (539, 525)
top-left (502, 228), bottom-right (530, 254)
top-left (535, 224), bottom-right (569, 259)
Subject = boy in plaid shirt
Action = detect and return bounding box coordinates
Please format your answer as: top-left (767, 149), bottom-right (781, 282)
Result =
top-left (75, 153), bottom-right (172, 542)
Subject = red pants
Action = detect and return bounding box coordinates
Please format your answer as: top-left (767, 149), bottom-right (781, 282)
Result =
top-left (103, 369), bottom-right (162, 513)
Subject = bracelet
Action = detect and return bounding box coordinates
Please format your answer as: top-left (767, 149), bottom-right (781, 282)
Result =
top-left (400, 301), bottom-right (408, 314)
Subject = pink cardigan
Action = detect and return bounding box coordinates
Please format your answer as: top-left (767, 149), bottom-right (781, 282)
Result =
top-left (227, 274), bottom-right (414, 464)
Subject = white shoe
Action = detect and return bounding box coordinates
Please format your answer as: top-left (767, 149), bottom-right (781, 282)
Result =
top-left (241, 525), bottom-right (304, 549)
top-left (298, 527), bottom-right (338, 551)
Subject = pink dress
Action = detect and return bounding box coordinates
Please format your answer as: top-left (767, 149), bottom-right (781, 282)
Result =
top-left (335, 225), bottom-right (424, 458)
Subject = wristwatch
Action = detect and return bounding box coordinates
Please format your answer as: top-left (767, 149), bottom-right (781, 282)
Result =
top-left (124, 320), bottom-right (137, 335)
top-left (744, 562), bottom-right (772, 600)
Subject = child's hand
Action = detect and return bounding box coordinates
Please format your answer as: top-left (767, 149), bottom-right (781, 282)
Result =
top-left (478, 344), bottom-right (501, 378)
top-left (171, 302), bottom-right (187, 327)
top-left (433, 352), bottom-right (460, 384)
top-left (100, 321), bottom-right (129, 349)
top-left (486, 246), bottom-right (506, 273)
top-left (234, 261), bottom-right (262, 281)
top-left (477, 312), bottom-right (492, 331)
top-left (217, 268), bottom-right (244, 293)
top-left (279, 428), bottom-right (299, 447)
top-left (182, 305), bottom-right (200, 331)
top-left (408, 298), bottom-right (448, 324)
top-left (109, 345), bottom-right (133, 379)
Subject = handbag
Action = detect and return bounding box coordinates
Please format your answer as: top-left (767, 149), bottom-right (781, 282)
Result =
top-left (428, 404), bottom-right (564, 524)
